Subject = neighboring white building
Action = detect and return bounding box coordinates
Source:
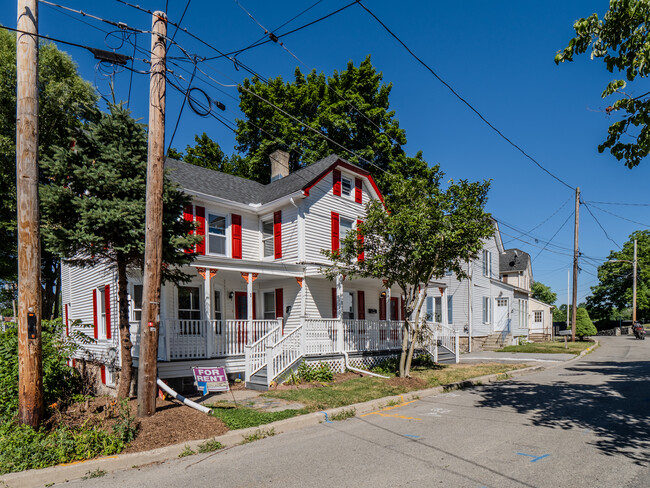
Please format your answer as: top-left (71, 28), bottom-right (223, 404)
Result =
top-left (529, 297), bottom-right (554, 341)
top-left (62, 152), bottom-right (459, 392)
top-left (428, 222), bottom-right (533, 351)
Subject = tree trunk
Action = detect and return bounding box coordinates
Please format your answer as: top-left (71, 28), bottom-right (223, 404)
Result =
top-left (52, 261), bottom-right (60, 319)
top-left (117, 259), bottom-right (134, 399)
top-left (399, 322), bottom-right (409, 377)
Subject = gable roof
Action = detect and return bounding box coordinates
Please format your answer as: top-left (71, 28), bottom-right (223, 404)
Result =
top-left (165, 154), bottom-right (382, 205)
top-left (500, 248), bottom-right (531, 273)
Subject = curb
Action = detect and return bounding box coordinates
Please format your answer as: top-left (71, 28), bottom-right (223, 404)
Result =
top-left (0, 359), bottom-right (564, 487)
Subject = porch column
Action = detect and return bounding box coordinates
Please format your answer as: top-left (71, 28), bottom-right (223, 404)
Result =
top-left (336, 274), bottom-right (344, 353)
top-left (247, 273), bottom-right (253, 342)
top-left (204, 269), bottom-right (213, 358)
top-left (441, 287), bottom-right (448, 326)
top-left (386, 287), bottom-right (391, 321)
top-left (299, 274), bottom-right (306, 354)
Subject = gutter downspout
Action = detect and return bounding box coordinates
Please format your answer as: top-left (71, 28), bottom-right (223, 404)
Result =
top-left (341, 350), bottom-right (388, 378)
top-left (157, 378), bottom-right (212, 414)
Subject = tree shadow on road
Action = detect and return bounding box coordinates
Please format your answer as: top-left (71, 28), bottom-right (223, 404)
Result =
top-left (474, 360), bottom-right (650, 465)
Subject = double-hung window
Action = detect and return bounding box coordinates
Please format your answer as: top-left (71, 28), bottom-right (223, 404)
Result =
top-left (208, 214), bottom-right (226, 256)
top-left (132, 284), bottom-right (143, 322)
top-left (342, 291), bottom-right (355, 319)
top-left (482, 296), bottom-right (491, 324)
top-left (534, 310), bottom-right (543, 323)
top-left (447, 295), bottom-right (453, 324)
top-left (263, 291), bottom-right (276, 319)
top-left (98, 287), bottom-right (107, 338)
top-left (340, 217), bottom-right (354, 245)
top-left (178, 286), bottom-right (201, 321)
top-left (262, 218), bottom-right (274, 258)
top-left (483, 250), bottom-right (492, 277)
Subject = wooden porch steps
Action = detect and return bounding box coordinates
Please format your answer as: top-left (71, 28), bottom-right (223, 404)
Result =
top-left (436, 348), bottom-right (457, 364)
top-left (529, 333), bottom-right (551, 343)
top-left (481, 333), bottom-right (512, 351)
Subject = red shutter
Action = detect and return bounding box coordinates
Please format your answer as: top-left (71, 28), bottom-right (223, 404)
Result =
top-left (275, 288), bottom-right (284, 318)
top-left (333, 169), bottom-right (341, 196)
top-left (274, 210), bottom-right (282, 259)
top-left (195, 206), bottom-right (206, 255)
top-left (357, 219), bottom-right (364, 261)
top-left (183, 205), bottom-right (194, 253)
top-left (331, 212), bottom-right (340, 252)
top-left (232, 214), bottom-right (242, 259)
top-left (104, 285), bottom-right (111, 339)
top-left (379, 294), bottom-right (386, 320)
top-left (92, 289), bottom-right (98, 339)
top-left (355, 177), bottom-right (362, 203)
top-left (100, 365), bottom-right (106, 384)
top-left (332, 288), bottom-right (337, 318)
top-left (358, 291), bottom-right (365, 320)
top-left (65, 304), bottom-right (69, 336)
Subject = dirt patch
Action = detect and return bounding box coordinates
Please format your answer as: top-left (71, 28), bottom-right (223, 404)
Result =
top-left (49, 396), bottom-right (228, 454)
top-left (385, 376), bottom-right (427, 390)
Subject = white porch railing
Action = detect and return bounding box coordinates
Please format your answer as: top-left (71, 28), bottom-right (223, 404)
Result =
top-left (167, 319), bottom-right (209, 360)
top-left (426, 321), bottom-right (459, 363)
top-left (305, 318), bottom-right (338, 355)
top-left (267, 325), bottom-right (303, 385)
top-left (244, 324), bottom-right (282, 382)
top-left (342, 320), bottom-right (404, 352)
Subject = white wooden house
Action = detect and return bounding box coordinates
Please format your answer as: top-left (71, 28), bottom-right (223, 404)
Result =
top-left (61, 152), bottom-right (459, 391)
top-left (427, 222), bottom-right (532, 351)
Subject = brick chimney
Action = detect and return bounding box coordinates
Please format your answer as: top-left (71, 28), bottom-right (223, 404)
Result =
top-left (270, 150), bottom-right (290, 182)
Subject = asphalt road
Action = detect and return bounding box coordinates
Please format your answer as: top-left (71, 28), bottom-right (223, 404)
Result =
top-left (68, 336), bottom-right (650, 488)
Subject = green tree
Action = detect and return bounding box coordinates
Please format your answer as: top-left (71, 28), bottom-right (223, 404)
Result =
top-left (575, 307), bottom-right (597, 339)
top-left (555, 0), bottom-right (650, 167)
top-left (324, 171), bottom-right (492, 377)
top-left (553, 303), bottom-right (568, 322)
top-left (168, 132), bottom-right (237, 174)
top-left (235, 56), bottom-right (433, 189)
top-left (586, 230), bottom-right (649, 321)
top-left (40, 104), bottom-right (200, 399)
top-left (0, 30), bottom-right (98, 317)
top-left (531, 281), bottom-right (557, 305)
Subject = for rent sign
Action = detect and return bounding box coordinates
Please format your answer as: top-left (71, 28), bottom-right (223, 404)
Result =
top-left (192, 366), bottom-right (229, 394)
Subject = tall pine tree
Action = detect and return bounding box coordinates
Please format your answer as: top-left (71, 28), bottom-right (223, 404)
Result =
top-left (41, 104), bottom-right (200, 398)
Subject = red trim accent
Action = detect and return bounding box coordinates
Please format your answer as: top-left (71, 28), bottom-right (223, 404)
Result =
top-left (195, 206), bottom-right (206, 255)
top-left (390, 297), bottom-right (399, 321)
top-left (358, 291), bottom-right (365, 320)
top-left (379, 294), bottom-right (386, 321)
top-left (332, 169), bottom-right (341, 196)
top-left (355, 177), bottom-right (362, 203)
top-left (72, 358), bottom-right (76, 368)
top-left (92, 290), bottom-right (98, 339)
top-left (100, 365), bottom-right (106, 384)
top-left (302, 160), bottom-right (385, 205)
top-left (65, 304), bottom-right (69, 336)
top-left (331, 212), bottom-right (339, 252)
top-left (332, 288), bottom-right (337, 318)
top-left (183, 205), bottom-right (194, 253)
top-left (273, 210), bottom-right (282, 259)
top-left (232, 214), bottom-right (242, 259)
top-left (104, 285), bottom-right (111, 340)
top-left (357, 219), bottom-right (364, 261)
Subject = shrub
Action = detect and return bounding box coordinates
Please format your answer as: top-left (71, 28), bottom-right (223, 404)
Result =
top-left (297, 362), bottom-right (333, 383)
top-left (575, 308), bottom-right (597, 339)
top-left (0, 319), bottom-right (81, 421)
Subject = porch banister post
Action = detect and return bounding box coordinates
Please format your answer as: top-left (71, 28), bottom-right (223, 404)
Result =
top-left (300, 273), bottom-right (307, 354)
top-left (244, 345), bottom-right (251, 383)
top-left (434, 329), bottom-right (438, 363)
top-left (266, 344), bottom-right (274, 387)
top-left (455, 332), bottom-right (460, 363)
top-left (300, 315), bottom-right (306, 355)
top-left (336, 274), bottom-right (344, 353)
top-left (247, 273), bottom-right (253, 345)
top-left (205, 270), bottom-right (213, 358)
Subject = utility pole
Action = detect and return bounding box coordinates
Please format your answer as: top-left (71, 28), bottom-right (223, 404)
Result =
top-left (137, 11), bottom-right (167, 418)
top-left (633, 239), bottom-right (637, 323)
top-left (16, 0), bottom-right (43, 428)
top-left (571, 187), bottom-right (580, 342)
top-left (566, 269), bottom-right (569, 332)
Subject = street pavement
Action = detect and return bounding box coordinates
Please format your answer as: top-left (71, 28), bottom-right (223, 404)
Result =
top-left (25, 337), bottom-right (650, 487)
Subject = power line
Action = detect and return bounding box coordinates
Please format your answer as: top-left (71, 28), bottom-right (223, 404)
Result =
top-left (356, 0), bottom-right (575, 192)
top-left (532, 211), bottom-right (575, 262)
top-left (584, 200), bottom-right (650, 207)
top-left (38, 0), bottom-right (145, 33)
top-left (581, 201), bottom-right (622, 250)
top-left (587, 202), bottom-right (650, 228)
top-left (502, 196), bottom-right (572, 246)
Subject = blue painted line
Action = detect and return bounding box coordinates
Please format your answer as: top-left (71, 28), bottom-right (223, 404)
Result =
top-left (403, 434), bottom-right (420, 439)
top-left (320, 411), bottom-right (333, 423)
top-left (517, 453), bottom-right (550, 463)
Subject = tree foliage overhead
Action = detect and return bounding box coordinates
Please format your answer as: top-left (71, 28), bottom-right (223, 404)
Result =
top-left (531, 281), bottom-right (557, 305)
top-left (235, 55), bottom-right (433, 188)
top-left (0, 30), bottom-right (98, 316)
top-left (555, 0), bottom-right (650, 167)
top-left (40, 103), bottom-right (200, 398)
top-left (586, 230), bottom-right (649, 322)
top-left (168, 132), bottom-right (238, 174)
top-left (324, 171), bottom-right (493, 377)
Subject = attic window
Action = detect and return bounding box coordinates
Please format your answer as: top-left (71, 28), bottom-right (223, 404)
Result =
top-left (341, 176), bottom-right (352, 197)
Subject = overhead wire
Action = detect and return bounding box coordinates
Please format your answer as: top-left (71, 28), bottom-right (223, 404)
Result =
top-left (532, 211), bottom-right (575, 262)
top-left (581, 201), bottom-right (622, 250)
top-left (502, 196), bottom-right (572, 245)
top-left (587, 202), bottom-right (650, 228)
top-left (584, 200), bottom-right (650, 207)
top-left (355, 0), bottom-right (576, 192)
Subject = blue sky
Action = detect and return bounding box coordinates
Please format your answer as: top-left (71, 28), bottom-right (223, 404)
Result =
top-left (4, 0), bottom-right (649, 306)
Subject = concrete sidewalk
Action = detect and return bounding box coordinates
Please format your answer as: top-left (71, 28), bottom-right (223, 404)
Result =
top-left (460, 350), bottom-right (577, 363)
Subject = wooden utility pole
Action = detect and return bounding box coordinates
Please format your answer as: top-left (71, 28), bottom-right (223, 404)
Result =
top-left (16, 0), bottom-right (43, 428)
top-left (137, 11), bottom-right (167, 418)
top-left (633, 239), bottom-right (637, 323)
top-left (571, 187), bottom-right (580, 342)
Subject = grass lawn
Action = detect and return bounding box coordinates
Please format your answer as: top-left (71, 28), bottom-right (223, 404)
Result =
top-left (262, 362), bottom-right (527, 411)
top-left (206, 402), bottom-right (310, 430)
top-left (496, 341), bottom-right (594, 354)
